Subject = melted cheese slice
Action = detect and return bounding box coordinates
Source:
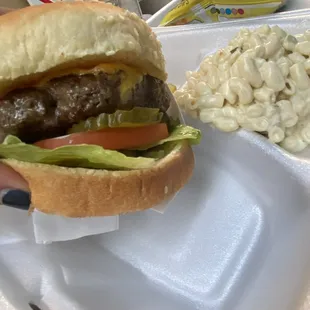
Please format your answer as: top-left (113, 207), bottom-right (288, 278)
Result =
top-left (36, 63), bottom-right (145, 100)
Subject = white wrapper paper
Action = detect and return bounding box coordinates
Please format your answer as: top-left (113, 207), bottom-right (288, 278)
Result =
top-left (32, 210), bottom-right (119, 244)
top-left (32, 204), bottom-right (171, 244)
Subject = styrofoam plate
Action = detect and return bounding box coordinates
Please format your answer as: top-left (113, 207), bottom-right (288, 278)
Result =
top-left (1, 9), bottom-right (310, 310)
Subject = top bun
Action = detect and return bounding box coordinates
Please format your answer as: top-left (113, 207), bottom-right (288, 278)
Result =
top-left (0, 1), bottom-right (167, 97)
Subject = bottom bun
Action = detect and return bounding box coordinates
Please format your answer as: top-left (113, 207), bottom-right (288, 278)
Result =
top-left (2, 142), bottom-right (194, 217)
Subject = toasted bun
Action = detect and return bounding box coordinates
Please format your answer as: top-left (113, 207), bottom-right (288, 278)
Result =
top-left (2, 142), bottom-right (194, 217)
top-left (0, 1), bottom-right (166, 97)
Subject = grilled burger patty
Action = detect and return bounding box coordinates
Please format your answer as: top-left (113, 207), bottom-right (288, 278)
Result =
top-left (0, 72), bottom-right (172, 143)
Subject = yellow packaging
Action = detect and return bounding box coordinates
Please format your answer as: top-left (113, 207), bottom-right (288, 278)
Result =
top-left (159, 0), bottom-right (286, 26)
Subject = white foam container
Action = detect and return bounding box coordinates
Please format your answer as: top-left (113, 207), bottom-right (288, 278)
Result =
top-left (1, 10), bottom-right (310, 310)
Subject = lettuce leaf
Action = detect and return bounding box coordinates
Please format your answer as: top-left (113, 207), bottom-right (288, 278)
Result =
top-left (0, 135), bottom-right (155, 170)
top-left (133, 125), bottom-right (201, 150)
top-left (0, 125), bottom-right (201, 170)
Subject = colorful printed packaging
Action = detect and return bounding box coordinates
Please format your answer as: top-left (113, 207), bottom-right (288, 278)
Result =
top-left (159, 0), bottom-right (286, 26)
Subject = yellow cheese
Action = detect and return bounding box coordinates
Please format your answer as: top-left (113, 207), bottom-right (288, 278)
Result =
top-left (36, 63), bottom-right (145, 100)
top-left (168, 83), bottom-right (177, 93)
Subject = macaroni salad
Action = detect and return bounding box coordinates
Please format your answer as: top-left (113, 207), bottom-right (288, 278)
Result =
top-left (174, 25), bottom-right (310, 153)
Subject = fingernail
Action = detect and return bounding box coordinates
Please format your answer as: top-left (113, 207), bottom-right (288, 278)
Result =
top-left (29, 303), bottom-right (41, 310)
top-left (0, 189), bottom-right (30, 210)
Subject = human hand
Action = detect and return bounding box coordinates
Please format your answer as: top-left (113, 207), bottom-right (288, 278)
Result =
top-left (0, 164), bottom-right (30, 210)
top-left (0, 7), bottom-right (13, 14)
top-left (0, 7), bottom-right (30, 210)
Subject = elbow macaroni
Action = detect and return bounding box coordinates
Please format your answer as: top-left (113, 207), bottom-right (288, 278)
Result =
top-left (228, 77), bottom-right (253, 105)
top-left (289, 63), bottom-right (310, 90)
top-left (174, 26), bottom-right (310, 153)
top-left (259, 61), bottom-right (285, 91)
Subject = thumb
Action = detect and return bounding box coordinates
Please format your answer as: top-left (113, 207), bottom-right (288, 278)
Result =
top-left (0, 163), bottom-right (30, 210)
top-left (0, 7), bottom-right (14, 15)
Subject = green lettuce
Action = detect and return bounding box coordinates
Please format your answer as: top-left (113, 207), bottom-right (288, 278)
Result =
top-left (133, 125), bottom-right (201, 150)
top-left (0, 125), bottom-right (201, 170)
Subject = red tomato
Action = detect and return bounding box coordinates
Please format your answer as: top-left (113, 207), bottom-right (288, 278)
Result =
top-left (35, 123), bottom-right (169, 150)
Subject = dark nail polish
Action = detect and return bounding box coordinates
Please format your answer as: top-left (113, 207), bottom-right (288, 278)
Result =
top-left (1, 189), bottom-right (30, 210)
top-left (29, 303), bottom-right (41, 310)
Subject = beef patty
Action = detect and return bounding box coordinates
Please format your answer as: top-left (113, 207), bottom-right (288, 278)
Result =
top-left (0, 72), bottom-right (172, 143)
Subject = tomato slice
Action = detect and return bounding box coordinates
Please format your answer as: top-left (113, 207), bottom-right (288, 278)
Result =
top-left (35, 123), bottom-right (169, 150)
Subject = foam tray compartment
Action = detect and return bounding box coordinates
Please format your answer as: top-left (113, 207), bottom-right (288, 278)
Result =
top-left (1, 10), bottom-right (310, 310)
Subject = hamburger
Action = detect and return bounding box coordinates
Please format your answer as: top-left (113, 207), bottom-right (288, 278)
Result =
top-left (0, 2), bottom-right (200, 217)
